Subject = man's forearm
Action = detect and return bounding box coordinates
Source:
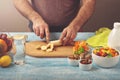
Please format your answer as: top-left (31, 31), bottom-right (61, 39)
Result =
top-left (13, 0), bottom-right (43, 22)
top-left (70, 0), bottom-right (96, 30)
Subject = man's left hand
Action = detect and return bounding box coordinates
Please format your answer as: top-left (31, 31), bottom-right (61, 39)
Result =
top-left (60, 25), bottom-right (79, 45)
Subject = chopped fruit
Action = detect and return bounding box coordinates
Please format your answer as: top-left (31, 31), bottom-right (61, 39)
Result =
top-left (0, 44), bottom-right (4, 53)
top-left (85, 54), bottom-right (92, 59)
top-left (1, 34), bottom-right (7, 41)
top-left (0, 55), bottom-right (12, 67)
top-left (6, 38), bottom-right (13, 51)
top-left (93, 47), bottom-right (119, 57)
top-left (68, 54), bottom-right (80, 60)
top-left (0, 33), bottom-right (13, 52)
top-left (80, 59), bottom-right (92, 64)
top-left (79, 53), bottom-right (92, 64)
top-left (69, 41), bottom-right (92, 64)
top-left (73, 41), bottom-right (89, 55)
top-left (0, 39), bottom-right (8, 52)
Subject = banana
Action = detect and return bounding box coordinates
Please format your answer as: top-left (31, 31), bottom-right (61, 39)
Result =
top-left (49, 40), bottom-right (62, 47)
top-left (36, 40), bottom-right (62, 52)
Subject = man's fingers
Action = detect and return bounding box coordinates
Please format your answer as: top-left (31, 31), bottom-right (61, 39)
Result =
top-left (61, 31), bottom-right (76, 45)
top-left (71, 33), bottom-right (76, 40)
top-left (68, 33), bottom-right (76, 43)
top-left (60, 29), bottom-right (67, 41)
top-left (45, 27), bottom-right (50, 43)
top-left (63, 32), bottom-right (71, 45)
top-left (33, 27), bottom-right (40, 36)
top-left (40, 27), bottom-right (44, 39)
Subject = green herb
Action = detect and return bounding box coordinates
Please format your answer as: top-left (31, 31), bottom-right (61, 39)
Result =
top-left (107, 53), bottom-right (112, 58)
top-left (78, 47), bottom-right (84, 53)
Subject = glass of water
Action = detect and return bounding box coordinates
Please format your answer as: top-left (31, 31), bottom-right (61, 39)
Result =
top-left (13, 35), bottom-right (27, 65)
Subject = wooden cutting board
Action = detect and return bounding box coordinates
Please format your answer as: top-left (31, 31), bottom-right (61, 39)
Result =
top-left (25, 41), bottom-right (74, 58)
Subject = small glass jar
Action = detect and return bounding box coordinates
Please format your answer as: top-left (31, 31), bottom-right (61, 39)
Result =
top-left (13, 34), bottom-right (27, 65)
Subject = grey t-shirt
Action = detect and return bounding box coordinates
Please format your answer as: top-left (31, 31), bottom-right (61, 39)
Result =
top-left (30, 0), bottom-right (80, 32)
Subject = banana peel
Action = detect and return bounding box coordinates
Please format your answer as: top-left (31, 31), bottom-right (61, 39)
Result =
top-left (86, 27), bottom-right (111, 47)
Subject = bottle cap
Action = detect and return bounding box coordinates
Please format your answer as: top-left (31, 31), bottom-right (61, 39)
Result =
top-left (114, 22), bottom-right (120, 28)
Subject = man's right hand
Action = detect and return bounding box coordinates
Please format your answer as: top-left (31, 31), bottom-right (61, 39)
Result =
top-left (32, 18), bottom-right (50, 42)
top-left (12, 0), bottom-right (50, 42)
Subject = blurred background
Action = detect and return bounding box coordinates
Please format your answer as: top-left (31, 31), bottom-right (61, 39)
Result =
top-left (0, 0), bottom-right (120, 32)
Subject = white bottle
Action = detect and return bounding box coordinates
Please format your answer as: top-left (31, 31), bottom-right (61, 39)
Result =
top-left (108, 22), bottom-right (120, 51)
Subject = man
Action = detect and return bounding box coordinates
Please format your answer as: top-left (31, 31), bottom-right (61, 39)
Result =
top-left (13, 0), bottom-right (96, 45)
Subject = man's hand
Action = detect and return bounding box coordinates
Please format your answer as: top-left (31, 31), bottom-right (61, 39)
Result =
top-left (60, 0), bottom-right (96, 45)
top-left (33, 18), bottom-right (50, 42)
top-left (12, 0), bottom-right (50, 42)
top-left (60, 25), bottom-right (79, 45)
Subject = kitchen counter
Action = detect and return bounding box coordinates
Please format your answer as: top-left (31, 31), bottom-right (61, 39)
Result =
top-left (0, 32), bottom-right (120, 80)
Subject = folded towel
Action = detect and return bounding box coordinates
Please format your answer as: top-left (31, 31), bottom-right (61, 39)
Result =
top-left (86, 27), bottom-right (111, 47)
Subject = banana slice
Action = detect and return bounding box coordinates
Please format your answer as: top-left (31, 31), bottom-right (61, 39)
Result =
top-left (46, 43), bottom-right (54, 52)
top-left (41, 46), bottom-right (47, 51)
top-left (40, 43), bottom-right (51, 50)
top-left (46, 48), bottom-right (53, 52)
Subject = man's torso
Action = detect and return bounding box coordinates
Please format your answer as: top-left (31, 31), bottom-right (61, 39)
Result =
top-left (31, 0), bottom-right (80, 31)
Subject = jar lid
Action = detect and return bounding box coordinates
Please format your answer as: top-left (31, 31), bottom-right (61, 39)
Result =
top-left (13, 34), bottom-right (28, 40)
top-left (114, 22), bottom-right (120, 28)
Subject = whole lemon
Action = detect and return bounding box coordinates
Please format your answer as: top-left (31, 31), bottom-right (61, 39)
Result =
top-left (0, 55), bottom-right (12, 67)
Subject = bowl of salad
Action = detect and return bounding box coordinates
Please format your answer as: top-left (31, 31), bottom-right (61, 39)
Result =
top-left (92, 47), bottom-right (120, 68)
